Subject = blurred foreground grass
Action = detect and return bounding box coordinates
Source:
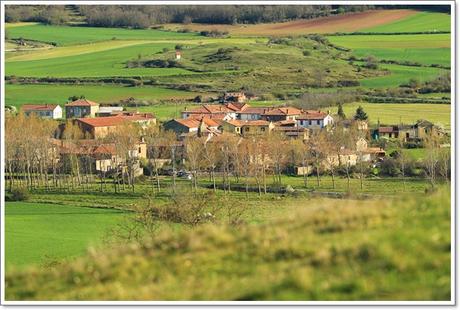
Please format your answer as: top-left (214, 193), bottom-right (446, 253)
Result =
top-left (5, 186), bottom-right (451, 301)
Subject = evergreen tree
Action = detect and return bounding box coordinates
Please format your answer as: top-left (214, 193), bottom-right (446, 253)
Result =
top-left (354, 105), bottom-right (368, 121)
top-left (337, 103), bottom-right (346, 119)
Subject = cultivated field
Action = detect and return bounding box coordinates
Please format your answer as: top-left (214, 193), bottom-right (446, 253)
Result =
top-left (166, 9), bottom-right (419, 35)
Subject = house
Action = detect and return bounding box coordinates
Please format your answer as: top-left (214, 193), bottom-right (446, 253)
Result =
top-left (163, 118), bottom-right (220, 139)
top-left (262, 107), bottom-right (302, 122)
top-left (240, 120), bottom-right (275, 136)
top-left (175, 50), bottom-right (181, 60)
top-left (237, 107), bottom-right (274, 121)
top-left (65, 99), bottom-right (99, 119)
top-left (374, 120), bottom-right (443, 142)
top-left (95, 106), bottom-right (124, 117)
top-left (22, 104), bottom-right (62, 119)
top-left (220, 119), bottom-right (244, 135)
top-left (340, 119), bottom-right (368, 131)
top-left (75, 113), bottom-right (155, 139)
top-left (223, 92), bottom-right (247, 103)
top-left (297, 110), bottom-right (334, 129)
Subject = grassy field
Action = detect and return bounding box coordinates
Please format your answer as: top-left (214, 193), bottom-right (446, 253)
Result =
top-left (5, 202), bottom-right (125, 269)
top-left (362, 11), bottom-right (451, 33)
top-left (6, 23), bottom-right (200, 46)
top-left (360, 63), bottom-right (449, 88)
top-left (328, 34), bottom-right (450, 66)
top-left (5, 186), bottom-right (450, 301)
top-left (5, 84), bottom-right (200, 109)
top-left (331, 102), bottom-right (451, 129)
top-left (5, 42), bottom-right (197, 78)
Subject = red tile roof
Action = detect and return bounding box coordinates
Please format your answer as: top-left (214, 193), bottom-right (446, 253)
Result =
top-left (238, 107), bottom-right (274, 114)
top-left (378, 127), bottom-right (397, 133)
top-left (297, 110), bottom-right (328, 120)
top-left (263, 107), bottom-right (302, 116)
top-left (76, 113), bottom-right (154, 128)
top-left (241, 120), bottom-right (271, 126)
top-left (22, 104), bottom-right (59, 111)
top-left (66, 99), bottom-right (99, 107)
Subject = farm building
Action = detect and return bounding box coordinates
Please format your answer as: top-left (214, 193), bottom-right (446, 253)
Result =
top-left (373, 120), bottom-right (444, 142)
top-left (22, 104), bottom-right (62, 119)
top-left (222, 92), bottom-right (247, 103)
top-left (65, 99), bottom-right (100, 119)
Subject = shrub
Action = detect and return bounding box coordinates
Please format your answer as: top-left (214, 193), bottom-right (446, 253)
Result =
top-left (302, 50), bottom-right (311, 56)
top-left (6, 187), bottom-right (30, 202)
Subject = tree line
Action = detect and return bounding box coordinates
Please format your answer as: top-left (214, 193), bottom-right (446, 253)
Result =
top-left (6, 5), bottom-right (430, 28)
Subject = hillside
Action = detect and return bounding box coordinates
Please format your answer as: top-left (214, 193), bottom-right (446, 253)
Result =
top-left (5, 188), bottom-right (450, 301)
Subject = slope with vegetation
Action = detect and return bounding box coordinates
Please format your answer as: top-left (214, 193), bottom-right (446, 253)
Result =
top-left (5, 187), bottom-right (450, 301)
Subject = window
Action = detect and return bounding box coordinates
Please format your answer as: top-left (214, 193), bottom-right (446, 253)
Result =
top-left (245, 127), bottom-right (249, 132)
top-left (309, 120), bottom-right (312, 125)
top-left (317, 120), bottom-right (320, 125)
top-left (261, 127), bottom-right (265, 131)
top-left (139, 147), bottom-right (142, 153)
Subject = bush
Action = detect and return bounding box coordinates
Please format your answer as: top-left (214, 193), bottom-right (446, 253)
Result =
top-left (6, 187), bottom-right (30, 201)
top-left (302, 50), bottom-right (311, 56)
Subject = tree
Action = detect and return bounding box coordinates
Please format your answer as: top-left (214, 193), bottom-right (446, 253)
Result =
top-left (354, 105), bottom-right (368, 121)
top-left (337, 103), bottom-right (346, 119)
top-left (184, 136), bottom-right (204, 192)
top-left (423, 132), bottom-right (441, 189)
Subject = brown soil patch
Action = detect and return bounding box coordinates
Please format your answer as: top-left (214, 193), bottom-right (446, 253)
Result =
top-left (166, 9), bottom-right (418, 36)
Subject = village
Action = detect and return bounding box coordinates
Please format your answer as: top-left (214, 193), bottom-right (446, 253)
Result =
top-left (6, 90), bottom-right (448, 195)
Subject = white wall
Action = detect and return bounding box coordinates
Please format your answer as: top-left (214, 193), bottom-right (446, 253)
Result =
top-left (53, 106), bottom-right (63, 119)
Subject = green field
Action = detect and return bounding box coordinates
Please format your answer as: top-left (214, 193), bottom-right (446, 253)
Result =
top-left (5, 202), bottom-right (125, 268)
top-left (360, 63), bottom-right (449, 88)
top-left (328, 34), bottom-right (450, 66)
top-left (333, 102), bottom-right (451, 129)
top-left (5, 187), bottom-right (451, 301)
top-left (5, 42), bottom-right (198, 78)
top-left (362, 11), bottom-right (451, 33)
top-left (5, 84), bottom-right (200, 109)
top-left (6, 23), bottom-right (200, 46)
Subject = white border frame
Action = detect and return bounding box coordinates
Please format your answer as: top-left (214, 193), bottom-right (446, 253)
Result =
top-left (0, 0), bottom-right (457, 306)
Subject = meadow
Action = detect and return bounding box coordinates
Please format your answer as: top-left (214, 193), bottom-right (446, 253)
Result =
top-left (328, 34), bottom-right (450, 66)
top-left (6, 23), bottom-right (200, 46)
top-left (5, 186), bottom-right (451, 301)
top-left (360, 63), bottom-right (449, 89)
top-left (332, 102), bottom-right (451, 129)
top-left (5, 202), bottom-right (125, 268)
top-left (5, 84), bottom-right (200, 109)
top-left (361, 11), bottom-right (451, 33)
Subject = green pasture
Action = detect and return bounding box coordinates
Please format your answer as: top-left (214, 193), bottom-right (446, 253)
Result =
top-left (332, 102), bottom-right (451, 130)
top-left (5, 202), bottom-right (125, 269)
top-left (5, 42), bottom-right (198, 78)
top-left (328, 34), bottom-right (450, 66)
top-left (362, 11), bottom-right (451, 33)
top-left (6, 23), bottom-right (200, 46)
top-left (5, 84), bottom-right (199, 109)
top-left (360, 64), bottom-right (449, 88)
